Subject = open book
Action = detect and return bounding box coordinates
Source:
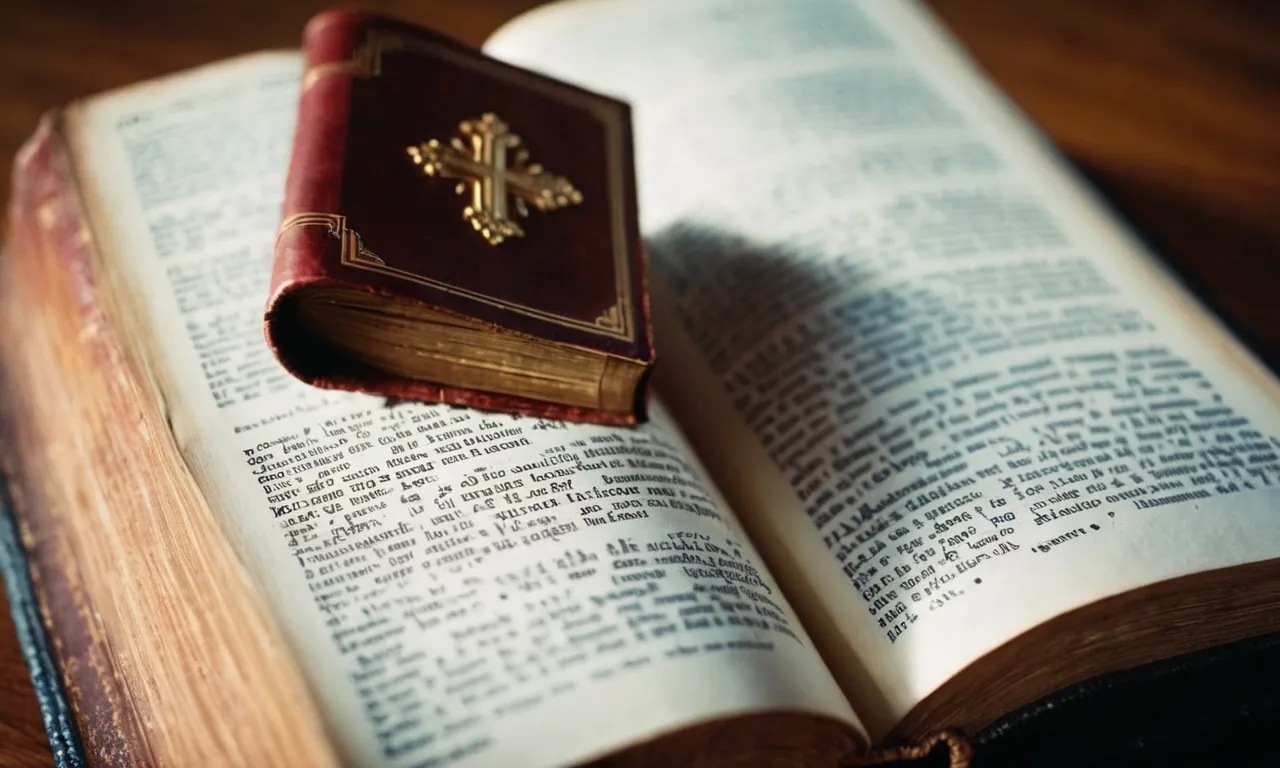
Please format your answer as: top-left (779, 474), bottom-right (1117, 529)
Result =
top-left (4, 0), bottom-right (1280, 765)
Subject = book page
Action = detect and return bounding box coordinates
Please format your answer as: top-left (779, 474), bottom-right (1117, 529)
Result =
top-left (65, 53), bottom-right (860, 766)
top-left (486, 0), bottom-right (1280, 738)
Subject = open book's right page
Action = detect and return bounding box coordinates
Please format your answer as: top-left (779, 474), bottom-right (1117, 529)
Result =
top-left (487, 0), bottom-right (1280, 738)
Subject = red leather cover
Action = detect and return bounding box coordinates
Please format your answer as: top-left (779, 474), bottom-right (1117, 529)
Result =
top-left (268, 11), bottom-right (653, 425)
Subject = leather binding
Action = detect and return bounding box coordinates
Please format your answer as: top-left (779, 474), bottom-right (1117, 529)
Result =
top-left (267, 11), bottom-right (653, 425)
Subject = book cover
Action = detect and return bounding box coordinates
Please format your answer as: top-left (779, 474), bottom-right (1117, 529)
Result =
top-left (267, 11), bottom-right (653, 426)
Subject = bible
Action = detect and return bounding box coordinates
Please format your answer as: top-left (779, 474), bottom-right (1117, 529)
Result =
top-left (267, 12), bottom-right (654, 426)
top-left (3, 1), bottom-right (1280, 766)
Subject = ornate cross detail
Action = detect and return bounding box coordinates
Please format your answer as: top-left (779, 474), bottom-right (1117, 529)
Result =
top-left (407, 113), bottom-right (583, 245)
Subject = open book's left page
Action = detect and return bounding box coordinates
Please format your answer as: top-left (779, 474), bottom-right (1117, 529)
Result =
top-left (63, 53), bottom-right (861, 766)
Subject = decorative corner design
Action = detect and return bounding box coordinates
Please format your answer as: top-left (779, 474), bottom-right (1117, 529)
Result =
top-left (594, 304), bottom-right (623, 331)
top-left (301, 35), bottom-right (407, 91)
top-left (347, 245), bottom-right (385, 267)
top-left (276, 213), bottom-right (383, 266)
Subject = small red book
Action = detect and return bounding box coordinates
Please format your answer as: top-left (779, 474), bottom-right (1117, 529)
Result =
top-left (267, 11), bottom-right (653, 425)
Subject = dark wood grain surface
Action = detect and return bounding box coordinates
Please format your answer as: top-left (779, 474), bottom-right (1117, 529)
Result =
top-left (0, 1), bottom-right (1276, 764)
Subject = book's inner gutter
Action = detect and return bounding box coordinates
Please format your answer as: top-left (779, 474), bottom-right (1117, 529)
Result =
top-left (295, 287), bottom-right (644, 412)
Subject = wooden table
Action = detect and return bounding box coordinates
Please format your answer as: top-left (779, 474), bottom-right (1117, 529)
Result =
top-left (0, 0), bottom-right (1276, 764)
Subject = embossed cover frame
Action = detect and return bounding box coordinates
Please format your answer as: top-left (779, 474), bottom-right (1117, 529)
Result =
top-left (269, 11), bottom-right (650, 361)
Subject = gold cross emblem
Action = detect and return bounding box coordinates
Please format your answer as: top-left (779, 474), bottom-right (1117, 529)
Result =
top-left (406, 113), bottom-right (584, 245)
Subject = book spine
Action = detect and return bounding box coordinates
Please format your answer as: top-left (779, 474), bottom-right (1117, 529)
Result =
top-left (268, 9), bottom-right (361, 300)
top-left (0, 114), bottom-right (154, 766)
